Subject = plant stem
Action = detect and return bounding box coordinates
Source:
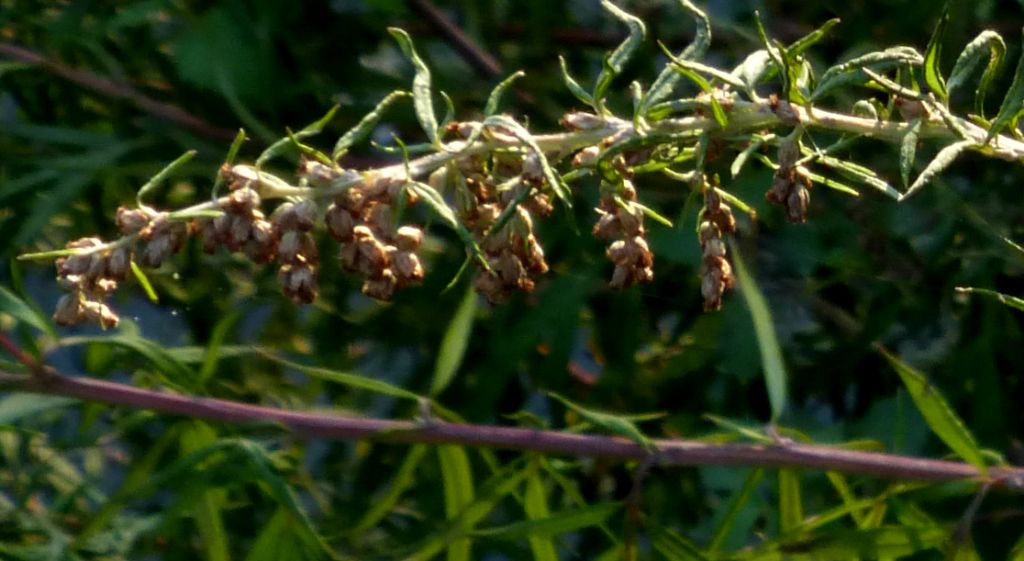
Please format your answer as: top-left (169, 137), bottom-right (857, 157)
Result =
top-left (1, 367), bottom-right (1021, 491)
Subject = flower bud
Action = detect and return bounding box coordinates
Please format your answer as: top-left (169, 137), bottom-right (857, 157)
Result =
top-left (325, 205), bottom-right (355, 242)
top-left (786, 183), bottom-right (810, 223)
top-left (116, 207), bottom-right (150, 234)
top-left (279, 263), bottom-right (318, 304)
top-left (105, 246), bottom-right (131, 279)
top-left (571, 146), bottom-right (601, 167)
top-left (53, 294), bottom-right (84, 326)
top-left (82, 299), bottom-right (119, 330)
top-left (395, 226), bottom-right (423, 252)
top-left (362, 268), bottom-right (397, 301)
top-left (391, 250), bottom-right (424, 284)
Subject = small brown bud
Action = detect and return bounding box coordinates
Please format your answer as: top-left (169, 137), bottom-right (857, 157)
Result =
top-left (245, 219), bottom-right (277, 263)
top-left (391, 251), bottom-right (424, 284)
top-left (273, 200), bottom-right (316, 232)
top-left (572, 146), bottom-right (601, 167)
top-left (116, 207), bottom-right (151, 234)
top-left (395, 226), bottom-right (424, 252)
top-left (339, 242), bottom-right (359, 272)
top-left (361, 268), bottom-right (398, 301)
top-left (53, 294), bottom-right (84, 326)
top-left (279, 263), bottom-right (318, 304)
top-left (325, 205), bottom-right (355, 242)
top-left (105, 247), bottom-right (131, 279)
top-left (82, 299), bottom-right (119, 330)
top-left (226, 187), bottom-right (260, 214)
top-left (474, 271), bottom-right (505, 302)
top-left (615, 204), bottom-right (643, 236)
top-left (786, 184), bottom-right (810, 223)
top-left (703, 237), bottom-right (726, 258)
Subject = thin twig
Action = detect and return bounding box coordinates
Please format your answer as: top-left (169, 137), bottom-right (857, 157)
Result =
top-left (0, 332), bottom-right (42, 374)
top-left (0, 42), bottom-right (237, 141)
top-left (0, 368), bottom-right (1022, 490)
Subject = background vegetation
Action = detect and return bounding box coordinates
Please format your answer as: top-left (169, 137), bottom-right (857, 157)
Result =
top-left (1, 0), bottom-right (1023, 559)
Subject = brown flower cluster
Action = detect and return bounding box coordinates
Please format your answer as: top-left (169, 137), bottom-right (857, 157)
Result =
top-left (698, 186), bottom-right (736, 311)
top-left (765, 136), bottom-right (811, 223)
top-left (592, 180), bottom-right (654, 289)
top-left (452, 151), bottom-right (552, 303)
top-left (52, 237), bottom-right (129, 329)
top-left (319, 163), bottom-right (425, 301)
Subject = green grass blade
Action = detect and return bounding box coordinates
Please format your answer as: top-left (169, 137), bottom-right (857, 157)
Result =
top-left (523, 472), bottom-right (557, 561)
top-left (708, 468), bottom-right (764, 553)
top-left (955, 286), bottom-right (1024, 312)
top-left (778, 469), bottom-right (803, 534)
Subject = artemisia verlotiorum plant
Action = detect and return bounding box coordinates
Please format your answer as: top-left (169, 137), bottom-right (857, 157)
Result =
top-left (19, 0), bottom-right (1024, 328)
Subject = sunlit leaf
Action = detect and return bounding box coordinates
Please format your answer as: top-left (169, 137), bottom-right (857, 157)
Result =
top-left (947, 31), bottom-right (1006, 117)
top-left (955, 286), bottom-right (1024, 312)
top-left (438, 445), bottom-right (475, 561)
top-left (900, 139), bottom-right (973, 201)
top-left (332, 90), bottom-right (409, 160)
top-left (136, 150), bottom-right (196, 206)
top-left (389, 28), bottom-right (440, 145)
top-left (257, 105), bottom-right (339, 167)
top-left (923, 5), bottom-right (950, 100)
top-left (593, 1), bottom-right (646, 106)
top-left (899, 118), bottom-right (923, 187)
top-left (778, 469), bottom-right (803, 533)
top-left (129, 260), bottom-right (159, 304)
top-left (986, 29), bottom-right (1024, 143)
top-left (546, 392), bottom-right (657, 449)
top-left (879, 348), bottom-right (987, 475)
top-left (812, 46), bottom-right (924, 100)
top-left (484, 71), bottom-right (526, 117)
top-left (640, 0), bottom-right (710, 115)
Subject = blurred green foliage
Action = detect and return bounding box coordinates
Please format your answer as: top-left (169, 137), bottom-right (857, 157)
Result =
top-left (1, 0), bottom-right (1023, 559)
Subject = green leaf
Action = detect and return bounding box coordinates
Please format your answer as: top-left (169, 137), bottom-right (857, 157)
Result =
top-left (136, 150), bottom-right (197, 206)
top-left (438, 445), bottom-right (475, 561)
top-left (899, 118), bottom-right (923, 187)
top-left (245, 508), bottom-right (325, 561)
top-left (211, 129), bottom-right (247, 198)
top-left (0, 395), bottom-right (76, 425)
top-left (558, 56), bottom-right (595, 108)
top-left (730, 245), bottom-right (787, 422)
top-left (593, 0), bottom-right (646, 105)
top-left (407, 181), bottom-right (488, 268)
top-left (778, 469), bottom-right (803, 533)
top-left (947, 31), bottom-right (1006, 117)
top-left (258, 352), bottom-right (423, 401)
top-left (332, 90), bottom-right (408, 160)
top-left (923, 5), bottom-right (950, 100)
top-left (879, 348), bottom-right (987, 475)
top-left (661, 50), bottom-right (746, 90)
top-left (900, 139), bottom-right (973, 201)
top-left (484, 71), bottom-right (525, 116)
top-left (732, 50), bottom-right (773, 95)
top-left (668, 63), bottom-right (728, 127)
top-left (431, 285), bottom-right (477, 396)
top-left (708, 468), bottom-right (764, 553)
top-left (474, 502), bottom-right (620, 541)
top-left (731, 135), bottom-right (770, 178)
top-left (743, 525), bottom-right (948, 560)
top-left (198, 310), bottom-right (241, 387)
top-left (389, 28), bottom-right (440, 146)
top-left (351, 445), bottom-right (429, 533)
top-left (753, 11), bottom-right (789, 100)
top-left (812, 46), bottom-right (924, 100)
top-left (796, 168), bottom-right (860, 197)
top-left (811, 153), bottom-right (901, 199)
top-left (986, 29), bottom-right (1024, 143)
top-left (0, 285), bottom-right (56, 338)
top-left (129, 260), bottom-right (159, 304)
top-left (257, 105), bottom-right (339, 167)
top-left (58, 333), bottom-right (197, 390)
top-left (180, 422), bottom-right (230, 561)
top-left (647, 523), bottom-right (711, 561)
top-left (787, 18), bottom-right (840, 57)
top-left (639, 0), bottom-right (710, 115)
top-left (546, 392), bottom-right (656, 449)
top-left (955, 287), bottom-right (1024, 312)
top-left (523, 472), bottom-right (557, 561)
top-left (483, 115), bottom-right (572, 208)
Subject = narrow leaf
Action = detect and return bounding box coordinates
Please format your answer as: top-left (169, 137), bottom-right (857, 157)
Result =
top-left (259, 352), bottom-right (423, 401)
top-left (136, 150), bottom-right (197, 206)
top-left (211, 129), bottom-right (247, 198)
top-left (986, 29), bottom-right (1024, 143)
top-left (0, 395), bottom-right (76, 425)
top-left (787, 18), bottom-right (841, 57)
top-left (474, 502), bottom-right (620, 541)
top-left (332, 90), bottom-right (408, 160)
top-left (900, 139), bottom-right (973, 201)
top-left (947, 31), bottom-right (1006, 117)
top-left (431, 285), bottom-right (477, 396)
top-left (648, 523), bottom-right (711, 561)
top-left (546, 392), bottom-right (656, 449)
top-left (879, 348), bottom-right (987, 475)
top-left (58, 334), bottom-right (196, 389)
top-left (731, 135), bottom-right (769, 178)
top-left (923, 5), bottom-right (950, 100)
top-left (640, 0), bottom-right (711, 114)
top-left (523, 473), bottom-right (558, 561)
top-left (746, 525), bottom-right (948, 560)
top-left (730, 245), bottom-right (787, 421)
top-left (558, 56), bottom-right (595, 107)
top-left (0, 285), bottom-right (56, 338)
top-left (351, 445), bottom-right (429, 533)
top-left (483, 115), bottom-right (571, 208)
top-left (899, 118), bottom-right (923, 187)
top-left (388, 28), bottom-right (440, 145)
top-left (180, 422), bottom-right (231, 561)
top-left (778, 469), bottom-right (803, 533)
top-left (669, 63), bottom-right (728, 127)
top-left (593, 0), bottom-right (646, 104)
top-left (813, 46), bottom-right (924, 100)
top-left (438, 445), bottom-right (475, 561)
top-left (129, 260), bottom-right (159, 303)
top-left (708, 468), bottom-right (764, 553)
top-left (257, 105), bottom-right (339, 167)
top-left (955, 286), bottom-right (1024, 312)
top-left (484, 71), bottom-right (525, 116)
top-left (732, 49), bottom-right (773, 94)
